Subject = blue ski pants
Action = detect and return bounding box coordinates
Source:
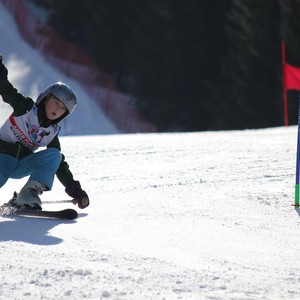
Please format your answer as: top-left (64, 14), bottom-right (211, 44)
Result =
top-left (0, 148), bottom-right (62, 190)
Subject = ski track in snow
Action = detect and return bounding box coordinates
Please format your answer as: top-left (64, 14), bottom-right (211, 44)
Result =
top-left (0, 127), bottom-right (300, 299)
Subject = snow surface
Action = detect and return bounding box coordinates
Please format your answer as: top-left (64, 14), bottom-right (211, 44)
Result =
top-left (0, 126), bottom-right (300, 299)
top-left (1, 3), bottom-right (300, 300)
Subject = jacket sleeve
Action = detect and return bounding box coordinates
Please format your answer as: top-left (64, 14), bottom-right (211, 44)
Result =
top-left (47, 135), bottom-right (74, 187)
top-left (0, 80), bottom-right (33, 115)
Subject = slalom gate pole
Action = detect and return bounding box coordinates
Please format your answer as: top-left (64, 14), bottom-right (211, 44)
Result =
top-left (294, 95), bottom-right (300, 207)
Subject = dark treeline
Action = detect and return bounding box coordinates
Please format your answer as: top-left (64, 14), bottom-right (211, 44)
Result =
top-left (33, 0), bottom-right (300, 131)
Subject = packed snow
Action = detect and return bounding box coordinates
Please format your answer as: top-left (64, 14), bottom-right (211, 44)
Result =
top-left (1, 3), bottom-right (300, 300)
top-left (0, 127), bottom-right (300, 299)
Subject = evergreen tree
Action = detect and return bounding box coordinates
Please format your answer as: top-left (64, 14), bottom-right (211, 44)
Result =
top-left (33, 0), bottom-right (300, 130)
top-left (218, 0), bottom-right (282, 129)
top-left (124, 0), bottom-right (230, 130)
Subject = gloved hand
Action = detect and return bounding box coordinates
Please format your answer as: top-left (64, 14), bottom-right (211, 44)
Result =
top-left (0, 54), bottom-right (8, 81)
top-left (65, 180), bottom-right (89, 209)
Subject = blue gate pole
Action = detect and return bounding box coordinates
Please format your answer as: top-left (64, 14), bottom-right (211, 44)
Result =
top-left (295, 95), bottom-right (300, 206)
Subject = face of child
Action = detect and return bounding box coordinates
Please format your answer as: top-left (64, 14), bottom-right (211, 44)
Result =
top-left (45, 96), bottom-right (68, 120)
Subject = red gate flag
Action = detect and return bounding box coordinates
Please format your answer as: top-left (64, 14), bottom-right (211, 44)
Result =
top-left (284, 63), bottom-right (300, 90)
top-left (281, 41), bottom-right (300, 126)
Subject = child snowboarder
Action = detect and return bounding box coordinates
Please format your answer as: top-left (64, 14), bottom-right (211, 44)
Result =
top-left (0, 54), bottom-right (89, 210)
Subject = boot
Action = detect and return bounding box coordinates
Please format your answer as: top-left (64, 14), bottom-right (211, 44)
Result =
top-left (14, 180), bottom-right (45, 210)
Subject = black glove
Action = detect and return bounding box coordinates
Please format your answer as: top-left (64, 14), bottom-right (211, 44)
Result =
top-left (65, 180), bottom-right (89, 209)
top-left (0, 54), bottom-right (8, 81)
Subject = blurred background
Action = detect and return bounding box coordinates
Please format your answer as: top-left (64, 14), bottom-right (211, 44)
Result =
top-left (2, 0), bottom-right (300, 133)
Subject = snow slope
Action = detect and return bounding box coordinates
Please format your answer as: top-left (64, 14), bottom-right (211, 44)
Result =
top-left (1, 3), bottom-right (300, 300)
top-left (0, 3), bottom-right (118, 135)
top-left (0, 126), bottom-right (300, 299)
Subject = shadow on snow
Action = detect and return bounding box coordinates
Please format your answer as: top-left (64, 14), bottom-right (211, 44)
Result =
top-left (0, 216), bottom-right (76, 245)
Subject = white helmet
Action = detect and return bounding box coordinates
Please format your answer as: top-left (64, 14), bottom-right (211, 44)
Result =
top-left (36, 82), bottom-right (77, 114)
